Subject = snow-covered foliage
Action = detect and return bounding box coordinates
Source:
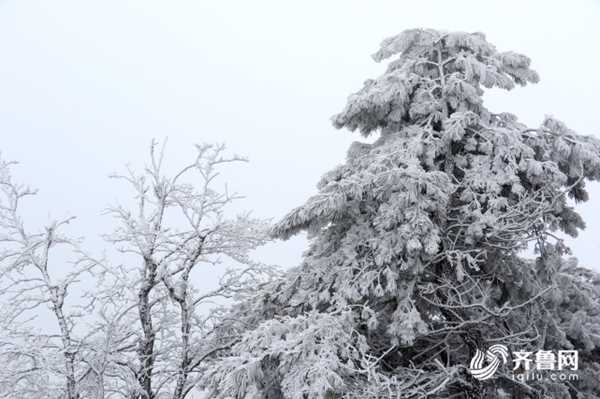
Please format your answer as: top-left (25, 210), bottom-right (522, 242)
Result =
top-left (200, 29), bottom-right (600, 399)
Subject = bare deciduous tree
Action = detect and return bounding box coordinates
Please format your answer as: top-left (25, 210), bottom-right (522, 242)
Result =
top-left (94, 140), bottom-right (276, 399)
top-left (0, 141), bottom-right (275, 399)
top-left (0, 157), bottom-right (96, 399)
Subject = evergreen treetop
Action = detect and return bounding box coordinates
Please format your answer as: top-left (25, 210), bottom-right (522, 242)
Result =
top-left (201, 29), bottom-right (600, 399)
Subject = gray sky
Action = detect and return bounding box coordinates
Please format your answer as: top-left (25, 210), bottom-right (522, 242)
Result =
top-left (1, 0), bottom-right (600, 274)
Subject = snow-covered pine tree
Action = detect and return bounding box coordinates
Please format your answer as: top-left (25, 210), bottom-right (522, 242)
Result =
top-left (200, 29), bottom-right (600, 399)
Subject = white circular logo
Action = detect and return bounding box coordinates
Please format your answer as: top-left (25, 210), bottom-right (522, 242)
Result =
top-left (469, 344), bottom-right (509, 380)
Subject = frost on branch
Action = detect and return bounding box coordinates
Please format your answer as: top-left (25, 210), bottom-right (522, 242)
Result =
top-left (332, 29), bottom-right (539, 137)
top-left (0, 140), bottom-right (276, 399)
top-left (201, 29), bottom-right (600, 399)
top-left (0, 156), bottom-right (95, 399)
top-left (94, 140), bottom-right (277, 399)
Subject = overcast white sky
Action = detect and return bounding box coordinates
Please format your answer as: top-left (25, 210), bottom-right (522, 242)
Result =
top-left (1, 0), bottom-right (600, 276)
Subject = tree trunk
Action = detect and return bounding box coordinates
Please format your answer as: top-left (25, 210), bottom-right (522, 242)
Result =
top-left (135, 258), bottom-right (158, 399)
